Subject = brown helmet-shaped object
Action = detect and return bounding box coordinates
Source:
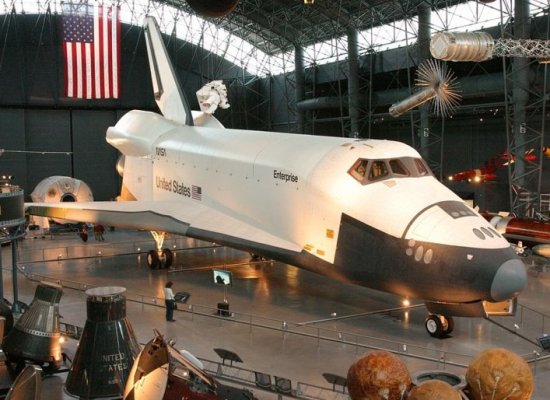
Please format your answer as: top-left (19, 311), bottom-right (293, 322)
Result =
top-left (407, 379), bottom-right (461, 400)
top-left (347, 350), bottom-right (412, 400)
top-left (465, 347), bottom-right (533, 400)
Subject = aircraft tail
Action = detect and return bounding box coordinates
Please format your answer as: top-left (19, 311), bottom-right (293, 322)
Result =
top-left (143, 16), bottom-right (194, 126)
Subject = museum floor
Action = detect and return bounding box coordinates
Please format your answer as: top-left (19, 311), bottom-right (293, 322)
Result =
top-left (2, 227), bottom-right (550, 399)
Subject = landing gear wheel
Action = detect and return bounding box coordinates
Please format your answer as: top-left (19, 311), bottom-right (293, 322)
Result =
top-left (425, 314), bottom-right (451, 338)
top-left (425, 314), bottom-right (443, 338)
top-left (161, 248), bottom-right (173, 268)
top-left (443, 316), bottom-right (454, 335)
top-left (147, 250), bottom-right (160, 270)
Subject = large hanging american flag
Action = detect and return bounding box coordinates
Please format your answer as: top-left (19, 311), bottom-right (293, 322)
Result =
top-left (62, 2), bottom-right (120, 99)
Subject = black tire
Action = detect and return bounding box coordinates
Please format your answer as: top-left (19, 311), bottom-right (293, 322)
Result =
top-left (147, 250), bottom-right (160, 269)
top-left (425, 314), bottom-right (445, 338)
top-left (162, 248), bottom-right (173, 268)
top-left (443, 316), bottom-right (454, 335)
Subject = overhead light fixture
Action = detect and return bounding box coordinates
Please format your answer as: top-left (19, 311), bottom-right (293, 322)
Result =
top-left (304, 0), bottom-right (314, 4)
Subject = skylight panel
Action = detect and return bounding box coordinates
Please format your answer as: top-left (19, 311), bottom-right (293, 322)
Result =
top-left (1, 0), bottom-right (546, 77)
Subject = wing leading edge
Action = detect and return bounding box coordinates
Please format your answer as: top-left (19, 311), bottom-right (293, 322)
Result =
top-left (26, 201), bottom-right (302, 254)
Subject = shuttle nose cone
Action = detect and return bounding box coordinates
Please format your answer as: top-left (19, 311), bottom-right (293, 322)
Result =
top-left (491, 259), bottom-right (527, 302)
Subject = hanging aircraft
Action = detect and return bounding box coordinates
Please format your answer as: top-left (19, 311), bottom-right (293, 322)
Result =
top-left (448, 147), bottom-right (550, 183)
top-left (483, 212), bottom-right (550, 257)
top-left (26, 17), bottom-right (527, 338)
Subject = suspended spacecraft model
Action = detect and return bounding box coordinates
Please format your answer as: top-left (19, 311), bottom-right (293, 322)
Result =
top-left (389, 59), bottom-right (462, 117)
top-left (430, 31), bottom-right (550, 62)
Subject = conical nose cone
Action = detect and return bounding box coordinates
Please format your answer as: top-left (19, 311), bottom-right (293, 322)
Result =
top-left (2, 283), bottom-right (63, 368)
top-left (65, 287), bottom-right (140, 398)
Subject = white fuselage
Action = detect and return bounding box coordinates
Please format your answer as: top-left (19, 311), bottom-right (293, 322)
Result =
top-left (111, 110), bottom-right (509, 265)
top-left (106, 109), bottom-right (526, 308)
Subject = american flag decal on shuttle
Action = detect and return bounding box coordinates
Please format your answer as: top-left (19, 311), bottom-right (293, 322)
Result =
top-left (192, 185), bottom-right (202, 201)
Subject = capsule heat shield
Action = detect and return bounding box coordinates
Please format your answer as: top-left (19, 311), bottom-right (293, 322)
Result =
top-left (65, 286), bottom-right (140, 399)
top-left (2, 282), bottom-right (63, 369)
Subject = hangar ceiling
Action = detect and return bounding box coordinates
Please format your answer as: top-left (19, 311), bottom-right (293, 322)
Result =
top-left (160, 0), bottom-right (470, 55)
top-left (0, 0), bottom-right (548, 217)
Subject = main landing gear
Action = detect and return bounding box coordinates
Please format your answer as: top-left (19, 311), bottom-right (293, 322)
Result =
top-left (425, 314), bottom-right (454, 338)
top-left (146, 231), bottom-right (173, 270)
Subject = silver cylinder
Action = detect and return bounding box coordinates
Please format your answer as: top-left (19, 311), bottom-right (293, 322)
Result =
top-left (430, 32), bottom-right (494, 62)
top-left (389, 87), bottom-right (436, 117)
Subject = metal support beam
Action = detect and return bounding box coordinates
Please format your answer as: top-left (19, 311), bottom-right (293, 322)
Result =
top-left (0, 246), bottom-right (3, 301)
top-left (295, 46), bottom-right (305, 135)
top-left (11, 239), bottom-right (18, 311)
top-left (348, 28), bottom-right (360, 138)
top-left (416, 3), bottom-right (442, 178)
top-left (503, 0), bottom-right (546, 217)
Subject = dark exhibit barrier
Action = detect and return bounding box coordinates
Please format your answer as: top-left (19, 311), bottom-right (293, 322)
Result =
top-left (254, 372), bottom-right (272, 390)
top-left (538, 334), bottom-right (550, 351)
top-left (213, 348), bottom-right (243, 366)
top-left (174, 291), bottom-right (190, 304)
top-left (217, 302), bottom-right (230, 317)
top-left (274, 376), bottom-right (293, 395)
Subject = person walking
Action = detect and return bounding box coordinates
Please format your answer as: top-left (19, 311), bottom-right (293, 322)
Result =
top-left (79, 224), bottom-right (88, 242)
top-left (94, 224), bottom-right (105, 241)
top-left (164, 281), bottom-right (176, 322)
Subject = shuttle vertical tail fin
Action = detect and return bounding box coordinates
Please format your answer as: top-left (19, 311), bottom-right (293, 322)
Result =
top-left (143, 16), bottom-right (194, 126)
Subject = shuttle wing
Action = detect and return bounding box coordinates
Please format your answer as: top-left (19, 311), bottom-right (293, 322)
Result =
top-left (26, 201), bottom-right (302, 253)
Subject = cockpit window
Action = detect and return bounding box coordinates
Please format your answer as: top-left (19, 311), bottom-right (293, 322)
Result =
top-left (389, 159), bottom-right (409, 176)
top-left (368, 161), bottom-right (389, 181)
top-left (348, 157), bottom-right (432, 185)
top-left (415, 159), bottom-right (429, 176)
top-left (348, 159), bottom-right (369, 182)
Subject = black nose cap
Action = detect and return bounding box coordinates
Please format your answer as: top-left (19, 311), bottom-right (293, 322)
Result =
top-left (490, 259), bottom-right (527, 302)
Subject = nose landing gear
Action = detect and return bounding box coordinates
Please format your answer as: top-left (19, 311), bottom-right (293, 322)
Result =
top-left (146, 231), bottom-right (173, 269)
top-left (425, 314), bottom-right (454, 338)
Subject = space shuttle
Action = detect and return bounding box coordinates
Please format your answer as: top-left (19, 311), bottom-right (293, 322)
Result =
top-left (26, 17), bottom-right (527, 338)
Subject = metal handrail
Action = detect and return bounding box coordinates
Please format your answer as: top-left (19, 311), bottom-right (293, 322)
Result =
top-left (20, 266), bottom-right (471, 369)
top-left (15, 243), bottom-right (550, 373)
